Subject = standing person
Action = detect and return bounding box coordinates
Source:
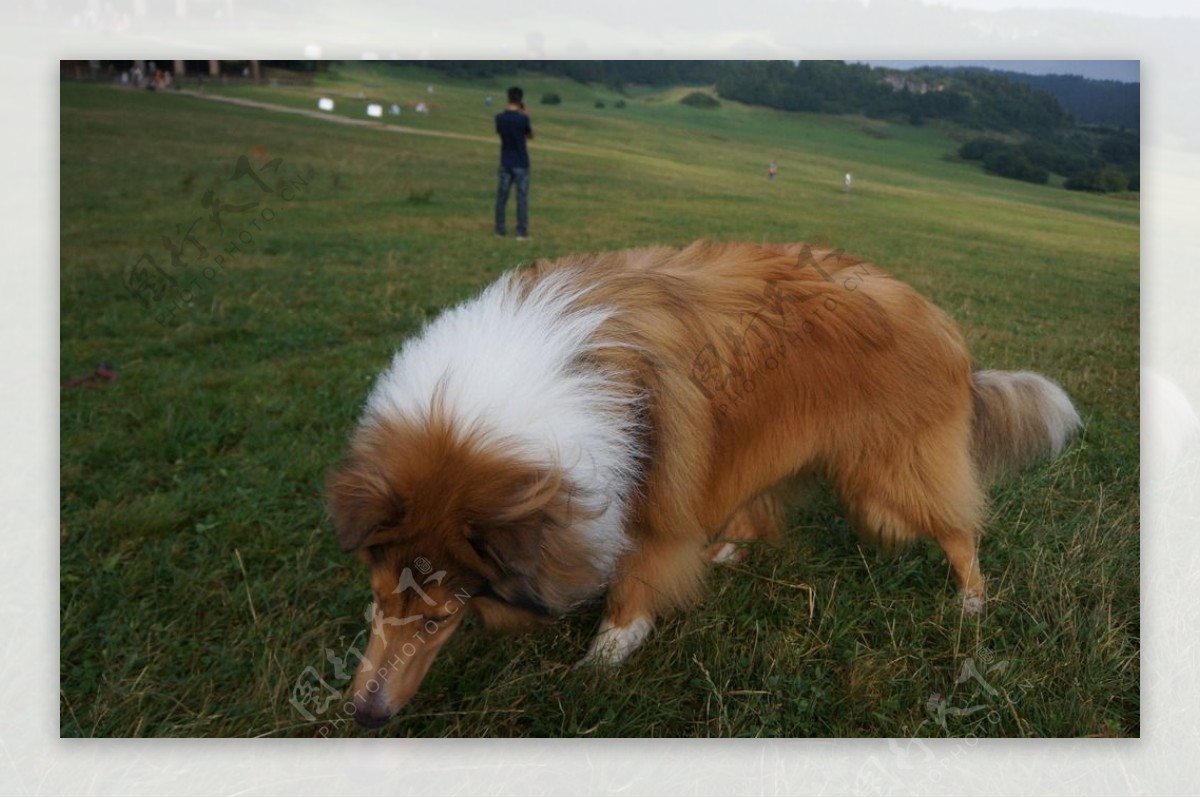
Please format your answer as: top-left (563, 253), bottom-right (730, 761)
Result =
top-left (494, 86), bottom-right (533, 240)
top-left (844, 171), bottom-right (853, 193)
top-left (768, 161), bottom-right (778, 180)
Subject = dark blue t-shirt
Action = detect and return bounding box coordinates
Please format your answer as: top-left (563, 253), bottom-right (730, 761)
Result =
top-left (495, 109), bottom-right (532, 169)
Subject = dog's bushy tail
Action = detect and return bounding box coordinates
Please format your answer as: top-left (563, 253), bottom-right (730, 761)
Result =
top-left (971, 370), bottom-right (1081, 483)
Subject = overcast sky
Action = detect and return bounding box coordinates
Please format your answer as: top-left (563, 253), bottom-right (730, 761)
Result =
top-left (852, 60), bottom-right (1139, 82)
top-left (917, 0), bottom-right (1196, 19)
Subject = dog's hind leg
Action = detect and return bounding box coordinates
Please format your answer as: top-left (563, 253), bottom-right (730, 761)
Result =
top-left (937, 526), bottom-right (986, 616)
top-left (837, 426), bottom-right (988, 614)
top-left (707, 486), bottom-right (789, 565)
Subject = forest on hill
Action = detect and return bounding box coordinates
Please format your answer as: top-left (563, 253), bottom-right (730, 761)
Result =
top-left (933, 67), bottom-right (1140, 130)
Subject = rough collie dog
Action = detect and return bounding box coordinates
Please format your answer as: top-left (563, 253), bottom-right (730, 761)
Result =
top-left (327, 241), bottom-right (1080, 728)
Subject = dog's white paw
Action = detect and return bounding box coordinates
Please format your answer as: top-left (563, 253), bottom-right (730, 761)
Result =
top-left (963, 593), bottom-right (985, 617)
top-left (577, 617), bottom-right (653, 668)
top-left (709, 542), bottom-right (740, 564)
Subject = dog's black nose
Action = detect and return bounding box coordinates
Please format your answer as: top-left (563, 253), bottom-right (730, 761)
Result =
top-left (353, 706), bottom-right (393, 729)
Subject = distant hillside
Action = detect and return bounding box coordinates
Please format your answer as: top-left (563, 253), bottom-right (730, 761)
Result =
top-left (183, 59), bottom-right (1135, 194)
top-left (399, 60), bottom-right (1073, 136)
top-left (920, 67), bottom-right (1140, 130)
top-left (392, 59), bottom-right (1137, 193)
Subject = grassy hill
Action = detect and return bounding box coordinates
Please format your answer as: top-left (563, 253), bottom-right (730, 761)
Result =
top-left (60, 63), bottom-right (1138, 738)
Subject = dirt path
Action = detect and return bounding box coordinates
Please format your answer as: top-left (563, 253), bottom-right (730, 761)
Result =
top-left (176, 89), bottom-right (498, 145)
top-left (171, 88), bottom-right (681, 170)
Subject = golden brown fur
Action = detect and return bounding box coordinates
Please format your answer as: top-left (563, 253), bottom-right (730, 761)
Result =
top-left (328, 240), bottom-right (1079, 726)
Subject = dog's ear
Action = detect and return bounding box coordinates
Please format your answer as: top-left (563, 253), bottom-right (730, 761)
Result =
top-left (326, 458), bottom-right (404, 553)
top-left (465, 521), bottom-right (548, 614)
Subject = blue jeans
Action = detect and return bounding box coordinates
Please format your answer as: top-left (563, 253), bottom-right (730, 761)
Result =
top-left (495, 166), bottom-right (529, 236)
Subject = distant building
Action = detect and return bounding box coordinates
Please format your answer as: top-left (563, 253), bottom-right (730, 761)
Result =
top-left (881, 75), bottom-right (945, 95)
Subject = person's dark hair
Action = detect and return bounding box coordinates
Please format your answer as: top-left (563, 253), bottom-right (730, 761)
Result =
top-left (507, 86), bottom-right (524, 104)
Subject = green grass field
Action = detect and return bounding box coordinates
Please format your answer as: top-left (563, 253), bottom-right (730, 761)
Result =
top-left (60, 64), bottom-right (1139, 738)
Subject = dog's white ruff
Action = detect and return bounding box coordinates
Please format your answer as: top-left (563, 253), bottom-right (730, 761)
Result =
top-left (362, 269), bottom-right (643, 580)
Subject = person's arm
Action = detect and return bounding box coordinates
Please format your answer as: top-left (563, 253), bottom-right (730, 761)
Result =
top-left (524, 118), bottom-right (534, 141)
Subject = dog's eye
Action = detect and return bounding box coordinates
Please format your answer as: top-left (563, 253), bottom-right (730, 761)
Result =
top-left (369, 518), bottom-right (399, 536)
top-left (418, 611), bottom-right (456, 627)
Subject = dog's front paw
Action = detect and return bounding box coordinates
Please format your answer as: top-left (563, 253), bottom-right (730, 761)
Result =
top-left (707, 541), bottom-right (746, 565)
top-left (576, 617), bottom-right (653, 668)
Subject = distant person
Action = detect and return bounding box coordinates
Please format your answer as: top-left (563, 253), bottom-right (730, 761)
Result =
top-left (484, 95), bottom-right (493, 107)
top-left (768, 161), bottom-right (778, 180)
top-left (494, 86), bottom-right (533, 240)
top-left (844, 172), bottom-right (853, 193)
